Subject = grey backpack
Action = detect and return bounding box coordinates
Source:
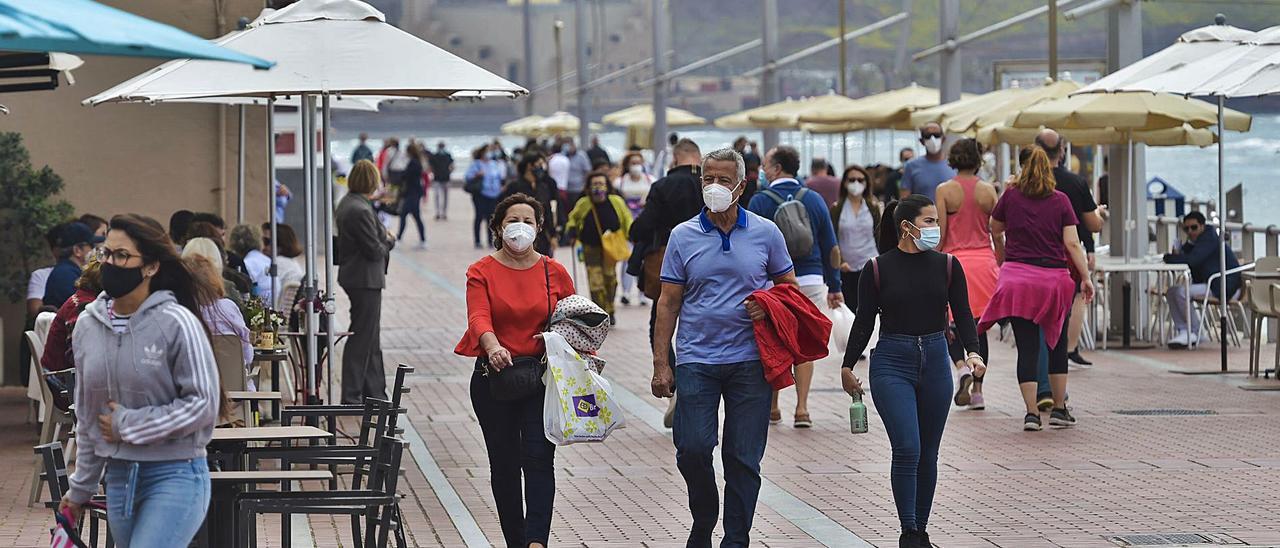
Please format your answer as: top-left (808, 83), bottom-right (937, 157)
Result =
top-left (761, 187), bottom-right (815, 260)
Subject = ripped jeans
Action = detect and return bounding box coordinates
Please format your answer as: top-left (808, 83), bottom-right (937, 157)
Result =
top-left (104, 458), bottom-right (210, 548)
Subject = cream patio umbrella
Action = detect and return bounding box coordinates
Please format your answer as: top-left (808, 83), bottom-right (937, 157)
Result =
top-left (1077, 22), bottom-right (1258, 95)
top-left (976, 123), bottom-right (1217, 148)
top-left (534, 111), bottom-right (602, 136)
top-left (797, 83), bottom-right (954, 127)
top-left (1011, 91), bottom-right (1251, 132)
top-left (950, 80), bottom-right (1084, 135)
top-left (908, 91), bottom-right (1010, 130)
top-left (605, 106), bottom-right (706, 150)
top-left (501, 114), bottom-right (545, 136)
top-left (746, 92), bottom-right (865, 128)
top-left (85, 0), bottom-right (527, 408)
top-left (714, 97), bottom-right (807, 129)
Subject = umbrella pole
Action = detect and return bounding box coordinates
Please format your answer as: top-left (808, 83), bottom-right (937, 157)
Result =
top-left (268, 97), bottom-right (278, 310)
top-left (322, 93), bottom-right (337, 404)
top-left (1218, 96), bottom-right (1228, 372)
top-left (842, 132), bottom-right (848, 167)
top-left (1125, 137), bottom-right (1134, 265)
top-left (301, 94), bottom-right (319, 406)
top-left (237, 104), bottom-right (246, 224)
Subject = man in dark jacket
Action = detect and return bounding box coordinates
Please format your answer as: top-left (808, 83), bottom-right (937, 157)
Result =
top-left (336, 162), bottom-right (396, 403)
top-left (629, 137), bottom-right (702, 427)
top-left (1163, 211), bottom-right (1240, 348)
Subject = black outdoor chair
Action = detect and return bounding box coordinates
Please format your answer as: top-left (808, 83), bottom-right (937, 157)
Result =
top-left (34, 442), bottom-right (113, 548)
top-left (244, 397), bottom-right (400, 547)
top-left (235, 436), bottom-right (407, 548)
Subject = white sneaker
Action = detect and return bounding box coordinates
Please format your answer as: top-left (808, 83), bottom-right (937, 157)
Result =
top-left (1169, 330), bottom-right (1190, 349)
top-left (1188, 331), bottom-right (1200, 347)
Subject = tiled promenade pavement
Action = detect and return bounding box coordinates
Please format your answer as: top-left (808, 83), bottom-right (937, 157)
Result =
top-left (4, 189), bottom-right (1280, 547)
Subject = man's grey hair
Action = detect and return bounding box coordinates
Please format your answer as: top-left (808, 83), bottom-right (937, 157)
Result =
top-left (701, 148), bottom-right (746, 183)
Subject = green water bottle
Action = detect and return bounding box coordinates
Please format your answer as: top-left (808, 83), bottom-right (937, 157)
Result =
top-left (849, 392), bottom-right (868, 434)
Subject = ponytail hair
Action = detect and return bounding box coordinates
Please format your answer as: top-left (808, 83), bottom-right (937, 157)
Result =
top-left (876, 194), bottom-right (935, 254)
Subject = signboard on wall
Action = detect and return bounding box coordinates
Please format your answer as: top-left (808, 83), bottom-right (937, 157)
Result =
top-left (992, 58), bottom-right (1107, 90)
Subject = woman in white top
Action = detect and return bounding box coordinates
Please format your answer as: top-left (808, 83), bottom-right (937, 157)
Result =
top-left (831, 164), bottom-right (881, 311)
top-left (613, 151), bottom-right (653, 305)
top-left (229, 224), bottom-right (273, 302)
top-left (262, 223), bottom-right (305, 310)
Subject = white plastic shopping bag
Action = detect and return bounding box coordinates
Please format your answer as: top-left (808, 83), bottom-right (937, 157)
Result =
top-left (825, 303), bottom-right (855, 354)
top-left (542, 332), bottom-right (624, 445)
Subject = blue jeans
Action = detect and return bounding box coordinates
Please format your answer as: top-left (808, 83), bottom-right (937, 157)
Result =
top-left (104, 458), bottom-right (210, 548)
top-left (673, 360), bottom-right (771, 548)
top-left (869, 333), bottom-right (953, 533)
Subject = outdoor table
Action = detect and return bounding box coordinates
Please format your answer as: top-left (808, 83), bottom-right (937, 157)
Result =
top-left (1094, 257), bottom-right (1191, 349)
top-left (204, 426), bottom-right (334, 548)
top-left (253, 347), bottom-right (290, 418)
top-left (228, 391), bottom-right (283, 427)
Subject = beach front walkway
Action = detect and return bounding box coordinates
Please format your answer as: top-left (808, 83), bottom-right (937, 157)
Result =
top-left (3, 189), bottom-right (1280, 547)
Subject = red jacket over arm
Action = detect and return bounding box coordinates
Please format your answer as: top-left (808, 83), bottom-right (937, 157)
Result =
top-left (749, 284), bottom-right (833, 389)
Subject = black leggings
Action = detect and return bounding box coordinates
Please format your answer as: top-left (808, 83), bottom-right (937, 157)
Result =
top-left (1011, 316), bottom-right (1069, 384)
top-left (398, 199), bottom-right (425, 241)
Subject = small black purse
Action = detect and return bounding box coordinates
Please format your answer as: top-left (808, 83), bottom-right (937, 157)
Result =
top-left (483, 258), bottom-right (552, 401)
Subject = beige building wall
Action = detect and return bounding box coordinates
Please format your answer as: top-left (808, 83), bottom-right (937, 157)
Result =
top-left (1, 0), bottom-right (270, 384)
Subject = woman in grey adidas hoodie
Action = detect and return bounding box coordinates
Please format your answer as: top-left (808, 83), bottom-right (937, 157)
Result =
top-left (60, 214), bottom-right (219, 548)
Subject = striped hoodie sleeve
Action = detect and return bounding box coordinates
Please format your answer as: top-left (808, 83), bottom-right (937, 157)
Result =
top-left (112, 305), bottom-right (219, 446)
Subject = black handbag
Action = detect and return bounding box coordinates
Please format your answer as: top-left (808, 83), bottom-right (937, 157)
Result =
top-left (482, 258), bottom-right (552, 401)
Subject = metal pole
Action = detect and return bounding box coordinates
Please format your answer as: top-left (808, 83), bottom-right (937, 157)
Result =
top-left (523, 0), bottom-right (534, 115)
top-left (652, 0), bottom-right (668, 155)
top-left (554, 20), bottom-right (565, 111)
top-left (575, 0), bottom-right (590, 150)
top-left (1048, 0), bottom-right (1059, 80)
top-left (761, 0), bottom-right (780, 151)
top-left (267, 97), bottom-right (278, 311)
top-left (322, 93), bottom-right (337, 404)
top-left (237, 104), bottom-right (246, 224)
top-left (301, 94), bottom-right (318, 405)
top-left (891, 0), bottom-right (914, 87)
top-left (1218, 96), bottom-right (1228, 371)
top-left (839, 0), bottom-right (848, 167)
top-left (939, 0), bottom-right (961, 103)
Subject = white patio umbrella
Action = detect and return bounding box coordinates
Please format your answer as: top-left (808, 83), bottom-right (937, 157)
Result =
top-left (1075, 21), bottom-right (1266, 372)
top-left (87, 0), bottom-right (527, 405)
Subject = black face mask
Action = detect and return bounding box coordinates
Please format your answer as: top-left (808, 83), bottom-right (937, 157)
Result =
top-left (532, 167), bottom-right (547, 179)
top-left (101, 263), bottom-right (146, 299)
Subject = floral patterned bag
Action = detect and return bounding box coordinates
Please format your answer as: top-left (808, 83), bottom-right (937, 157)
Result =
top-left (541, 332), bottom-right (624, 445)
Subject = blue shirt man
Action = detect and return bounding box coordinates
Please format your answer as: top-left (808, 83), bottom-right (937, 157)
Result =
top-left (652, 147), bottom-right (796, 547)
top-left (900, 122), bottom-right (957, 201)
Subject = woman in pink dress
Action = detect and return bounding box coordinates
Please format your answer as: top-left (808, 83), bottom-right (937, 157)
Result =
top-left (937, 138), bottom-right (999, 410)
top-left (978, 147), bottom-right (1094, 432)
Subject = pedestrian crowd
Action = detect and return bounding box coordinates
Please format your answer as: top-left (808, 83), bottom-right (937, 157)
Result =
top-left (449, 122), bottom-right (1245, 548)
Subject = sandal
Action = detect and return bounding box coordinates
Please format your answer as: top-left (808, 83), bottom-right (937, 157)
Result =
top-left (770, 409), bottom-right (782, 425)
top-left (794, 413), bottom-right (813, 428)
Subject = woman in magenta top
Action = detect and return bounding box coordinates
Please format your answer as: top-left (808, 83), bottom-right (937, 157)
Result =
top-left (455, 193), bottom-right (574, 548)
top-left (978, 147), bottom-right (1094, 432)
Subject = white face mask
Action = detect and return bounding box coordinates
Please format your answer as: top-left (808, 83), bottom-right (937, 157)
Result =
top-left (702, 183), bottom-right (740, 213)
top-left (502, 222), bottom-right (537, 253)
top-left (629, 164), bottom-right (644, 177)
top-left (846, 182), bottom-right (865, 196)
top-left (923, 136), bottom-right (943, 154)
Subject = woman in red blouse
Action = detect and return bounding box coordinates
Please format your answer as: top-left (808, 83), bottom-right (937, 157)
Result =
top-left (42, 261), bottom-right (103, 372)
top-left (455, 193), bottom-right (574, 548)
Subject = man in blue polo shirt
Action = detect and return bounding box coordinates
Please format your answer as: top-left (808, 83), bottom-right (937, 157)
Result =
top-left (651, 147), bottom-right (797, 548)
top-left (750, 144), bottom-right (842, 429)
top-left (900, 122), bottom-right (956, 201)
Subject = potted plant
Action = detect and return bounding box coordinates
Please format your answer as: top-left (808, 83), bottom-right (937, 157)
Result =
top-left (243, 296), bottom-right (285, 349)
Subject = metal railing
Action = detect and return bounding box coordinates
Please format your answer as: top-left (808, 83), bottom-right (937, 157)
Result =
top-left (1148, 214), bottom-right (1280, 264)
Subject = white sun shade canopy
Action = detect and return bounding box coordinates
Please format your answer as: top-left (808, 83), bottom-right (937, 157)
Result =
top-left (1078, 23), bottom-right (1257, 94)
top-left (84, 0), bottom-right (526, 105)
